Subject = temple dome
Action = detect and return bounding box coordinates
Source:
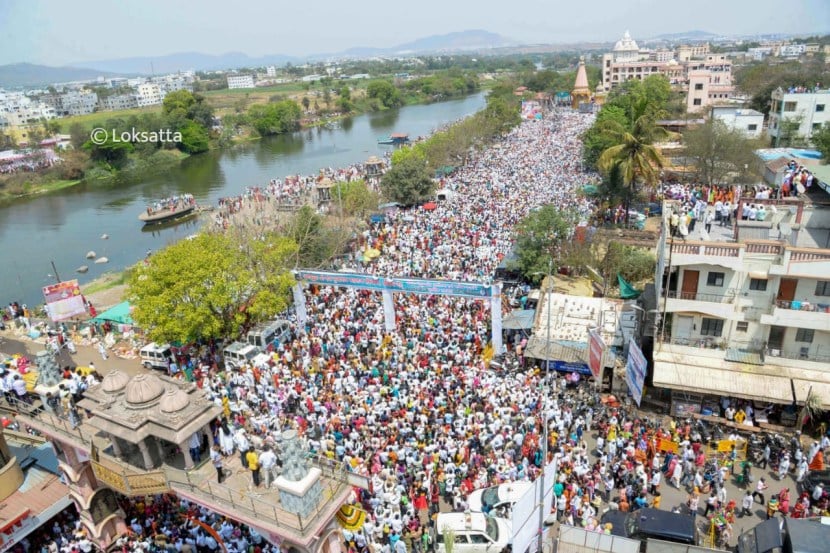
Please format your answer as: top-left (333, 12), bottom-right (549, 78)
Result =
top-left (124, 374), bottom-right (164, 405)
top-left (159, 388), bottom-right (190, 413)
top-left (101, 370), bottom-right (130, 394)
top-left (613, 30), bottom-right (639, 52)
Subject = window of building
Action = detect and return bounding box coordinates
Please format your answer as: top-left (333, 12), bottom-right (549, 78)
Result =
top-left (784, 101), bottom-right (797, 112)
top-left (813, 123), bottom-right (822, 130)
top-left (736, 322), bottom-right (749, 332)
top-left (693, 98), bottom-right (702, 106)
top-left (795, 328), bottom-right (814, 343)
top-left (815, 281), bottom-right (830, 296)
top-left (748, 124), bottom-right (758, 131)
top-left (694, 83), bottom-right (704, 90)
top-left (749, 278), bottom-right (767, 291)
top-left (701, 318), bottom-right (724, 337)
top-left (707, 272), bottom-right (725, 287)
top-left (817, 104), bottom-right (825, 112)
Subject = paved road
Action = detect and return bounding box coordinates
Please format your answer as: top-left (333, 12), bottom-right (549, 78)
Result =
top-left (1, 326), bottom-right (804, 548)
top-left (0, 327), bottom-right (146, 377)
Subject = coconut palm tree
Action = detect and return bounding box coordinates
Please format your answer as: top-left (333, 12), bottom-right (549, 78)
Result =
top-left (597, 96), bottom-right (667, 227)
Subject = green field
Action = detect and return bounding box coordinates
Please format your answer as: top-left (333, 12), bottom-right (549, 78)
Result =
top-left (56, 106), bottom-right (163, 132)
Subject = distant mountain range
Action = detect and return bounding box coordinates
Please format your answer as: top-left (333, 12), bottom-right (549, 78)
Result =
top-left (0, 30), bottom-right (518, 87)
top-left (649, 30), bottom-right (720, 41)
top-left (0, 63), bottom-right (119, 88)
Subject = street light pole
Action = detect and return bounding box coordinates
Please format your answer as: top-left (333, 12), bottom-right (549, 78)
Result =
top-left (537, 256), bottom-right (553, 553)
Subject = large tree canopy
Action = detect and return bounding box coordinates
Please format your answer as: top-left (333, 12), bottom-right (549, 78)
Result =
top-left (128, 232), bottom-right (296, 344)
top-left (381, 155), bottom-right (435, 206)
top-left (682, 119), bottom-right (761, 186)
top-left (513, 205), bottom-right (576, 280)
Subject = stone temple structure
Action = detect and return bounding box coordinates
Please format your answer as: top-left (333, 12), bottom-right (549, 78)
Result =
top-left (275, 430), bottom-right (323, 518)
top-left (571, 57), bottom-right (592, 109)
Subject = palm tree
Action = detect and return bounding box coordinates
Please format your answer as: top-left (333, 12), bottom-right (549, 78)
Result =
top-left (598, 96), bottom-right (667, 227)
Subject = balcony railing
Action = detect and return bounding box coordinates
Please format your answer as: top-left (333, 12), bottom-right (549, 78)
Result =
top-left (667, 290), bottom-right (737, 303)
top-left (659, 337), bottom-right (830, 364)
top-left (776, 300), bottom-right (830, 312)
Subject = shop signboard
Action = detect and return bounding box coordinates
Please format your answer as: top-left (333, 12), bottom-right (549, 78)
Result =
top-left (42, 280), bottom-right (86, 321)
top-left (625, 341), bottom-right (647, 406)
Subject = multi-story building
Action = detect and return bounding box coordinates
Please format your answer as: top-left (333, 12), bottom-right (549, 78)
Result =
top-left (777, 44), bottom-right (806, 58)
top-left (600, 32), bottom-right (732, 113)
top-left (227, 74), bottom-right (255, 89)
top-left (59, 90), bottom-right (99, 116)
top-left (100, 94), bottom-right (138, 111)
top-left (768, 87), bottom-right (830, 143)
top-left (685, 54), bottom-right (734, 113)
top-left (711, 106), bottom-right (765, 139)
top-left (651, 196), bottom-right (830, 417)
top-left (135, 83), bottom-right (163, 107)
top-left (266, 66), bottom-right (277, 77)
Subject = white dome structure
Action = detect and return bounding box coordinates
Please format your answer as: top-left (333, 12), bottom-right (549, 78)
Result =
top-left (613, 31), bottom-right (640, 62)
top-left (101, 370), bottom-right (130, 394)
top-left (159, 388), bottom-right (190, 414)
top-left (124, 374), bottom-right (165, 406)
top-left (613, 30), bottom-right (639, 52)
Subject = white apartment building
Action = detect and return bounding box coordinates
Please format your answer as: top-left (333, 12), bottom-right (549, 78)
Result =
top-left (100, 94), bottom-right (138, 111)
top-left (227, 74), bottom-right (255, 89)
top-left (59, 91), bottom-right (98, 116)
top-left (135, 83), bottom-right (163, 107)
top-left (652, 197), bottom-right (830, 415)
top-left (0, 93), bottom-right (57, 127)
top-left (778, 44), bottom-right (806, 58)
top-left (768, 88), bottom-right (830, 143)
top-left (266, 66), bottom-right (277, 77)
top-left (711, 107), bottom-right (764, 139)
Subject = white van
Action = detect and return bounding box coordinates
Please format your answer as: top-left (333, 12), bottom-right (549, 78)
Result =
top-left (246, 319), bottom-right (291, 351)
top-left (139, 342), bottom-right (173, 370)
top-left (433, 513), bottom-right (511, 553)
top-left (223, 341), bottom-right (259, 370)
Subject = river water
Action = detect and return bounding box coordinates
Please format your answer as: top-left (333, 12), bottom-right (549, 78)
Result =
top-left (1, 93), bottom-right (486, 307)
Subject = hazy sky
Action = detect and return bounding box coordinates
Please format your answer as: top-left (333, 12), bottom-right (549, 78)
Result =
top-left (1, 0), bottom-right (828, 66)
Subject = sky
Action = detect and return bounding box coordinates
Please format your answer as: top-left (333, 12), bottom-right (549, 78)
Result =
top-left (0, 0), bottom-right (828, 66)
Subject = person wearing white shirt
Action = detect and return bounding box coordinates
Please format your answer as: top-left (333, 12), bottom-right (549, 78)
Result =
top-left (259, 446), bottom-right (278, 488)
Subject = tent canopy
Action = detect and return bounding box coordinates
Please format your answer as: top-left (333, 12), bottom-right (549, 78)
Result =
top-left (502, 309), bottom-right (536, 330)
top-left (618, 275), bottom-right (640, 299)
top-left (92, 301), bottom-right (133, 325)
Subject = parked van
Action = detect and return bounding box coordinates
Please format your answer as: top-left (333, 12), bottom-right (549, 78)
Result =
top-left (433, 513), bottom-right (511, 553)
top-left (139, 342), bottom-right (173, 370)
top-left (246, 319), bottom-right (291, 351)
top-left (223, 342), bottom-right (260, 369)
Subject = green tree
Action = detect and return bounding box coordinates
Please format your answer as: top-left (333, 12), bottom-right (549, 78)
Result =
top-left (248, 100), bottom-right (302, 136)
top-left (597, 96), bottom-right (667, 226)
top-left (339, 86), bottom-right (351, 100)
top-left (812, 122), bottom-right (830, 160)
top-left (366, 80), bottom-right (403, 109)
top-left (177, 120), bottom-right (210, 154)
top-left (286, 205), bottom-right (348, 268)
top-left (380, 154), bottom-right (435, 206)
top-left (128, 232), bottom-right (296, 343)
top-left (68, 123), bottom-right (87, 150)
top-left (597, 241), bottom-right (656, 296)
top-left (162, 90), bottom-right (214, 129)
top-left (682, 119), bottom-right (760, 186)
top-left (83, 134), bottom-right (133, 165)
top-left (331, 179), bottom-right (379, 217)
top-left (582, 105), bottom-right (630, 170)
top-left (513, 205), bottom-right (575, 280)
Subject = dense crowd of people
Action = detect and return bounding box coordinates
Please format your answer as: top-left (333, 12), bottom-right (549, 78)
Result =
top-left (6, 104), bottom-right (830, 553)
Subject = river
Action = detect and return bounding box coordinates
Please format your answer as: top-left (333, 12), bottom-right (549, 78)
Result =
top-left (0, 93), bottom-right (486, 307)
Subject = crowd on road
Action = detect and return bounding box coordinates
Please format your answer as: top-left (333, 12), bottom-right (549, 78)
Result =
top-left (9, 105), bottom-right (830, 552)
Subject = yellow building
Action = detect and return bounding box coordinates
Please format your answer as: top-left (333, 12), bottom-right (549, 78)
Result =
top-left (571, 57), bottom-right (592, 109)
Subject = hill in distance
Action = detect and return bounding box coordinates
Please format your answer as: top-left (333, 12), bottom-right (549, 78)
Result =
top-left (650, 29), bottom-right (719, 41)
top-left (74, 29), bottom-right (517, 74)
top-left (0, 63), bottom-right (118, 88)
